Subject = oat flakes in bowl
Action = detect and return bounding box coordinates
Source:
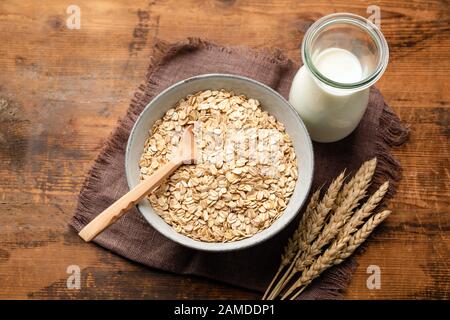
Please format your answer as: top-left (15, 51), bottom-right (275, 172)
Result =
top-left (139, 89), bottom-right (298, 242)
top-left (125, 74), bottom-right (313, 252)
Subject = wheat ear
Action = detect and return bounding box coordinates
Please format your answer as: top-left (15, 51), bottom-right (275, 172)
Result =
top-left (335, 209), bottom-right (392, 264)
top-left (335, 158), bottom-right (377, 208)
top-left (337, 181), bottom-right (389, 238)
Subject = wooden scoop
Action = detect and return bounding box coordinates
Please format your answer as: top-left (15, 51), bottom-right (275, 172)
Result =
top-left (78, 125), bottom-right (197, 242)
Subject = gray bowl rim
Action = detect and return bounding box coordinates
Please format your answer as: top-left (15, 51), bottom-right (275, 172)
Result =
top-left (125, 73), bottom-right (314, 252)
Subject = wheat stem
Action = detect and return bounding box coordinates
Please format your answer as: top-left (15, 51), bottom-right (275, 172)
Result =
top-left (262, 266), bottom-right (283, 300)
top-left (289, 285), bottom-right (307, 300)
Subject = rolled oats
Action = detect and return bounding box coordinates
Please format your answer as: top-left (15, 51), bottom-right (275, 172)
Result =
top-left (139, 90), bottom-right (298, 242)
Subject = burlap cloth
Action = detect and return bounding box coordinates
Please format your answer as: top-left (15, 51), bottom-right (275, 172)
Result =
top-left (70, 38), bottom-right (409, 299)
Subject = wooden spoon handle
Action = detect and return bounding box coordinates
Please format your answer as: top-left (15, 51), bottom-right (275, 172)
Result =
top-left (78, 159), bottom-right (181, 242)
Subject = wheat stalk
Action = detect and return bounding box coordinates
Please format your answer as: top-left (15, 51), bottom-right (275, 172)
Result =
top-left (262, 189), bottom-right (320, 300)
top-left (267, 171), bottom-right (346, 299)
top-left (286, 210), bottom-right (392, 300)
top-left (263, 158), bottom-right (393, 300)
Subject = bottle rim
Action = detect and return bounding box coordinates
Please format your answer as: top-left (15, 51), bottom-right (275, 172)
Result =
top-left (301, 13), bottom-right (389, 90)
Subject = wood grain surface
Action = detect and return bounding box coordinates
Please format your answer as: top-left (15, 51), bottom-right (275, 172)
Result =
top-left (0, 0), bottom-right (449, 299)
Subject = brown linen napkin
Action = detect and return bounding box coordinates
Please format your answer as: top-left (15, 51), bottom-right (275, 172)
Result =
top-left (70, 38), bottom-right (409, 299)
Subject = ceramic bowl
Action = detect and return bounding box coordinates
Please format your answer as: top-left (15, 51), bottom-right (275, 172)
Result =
top-left (125, 74), bottom-right (314, 251)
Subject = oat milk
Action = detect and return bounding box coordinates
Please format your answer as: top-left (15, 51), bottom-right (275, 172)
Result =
top-left (289, 48), bottom-right (370, 143)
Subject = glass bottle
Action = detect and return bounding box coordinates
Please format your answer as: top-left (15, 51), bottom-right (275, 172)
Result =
top-left (289, 13), bottom-right (389, 143)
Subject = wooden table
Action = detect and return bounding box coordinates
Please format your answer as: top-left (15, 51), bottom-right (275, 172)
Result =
top-left (0, 0), bottom-right (448, 299)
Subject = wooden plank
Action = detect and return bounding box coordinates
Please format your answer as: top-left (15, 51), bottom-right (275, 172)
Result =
top-left (0, 0), bottom-right (448, 299)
